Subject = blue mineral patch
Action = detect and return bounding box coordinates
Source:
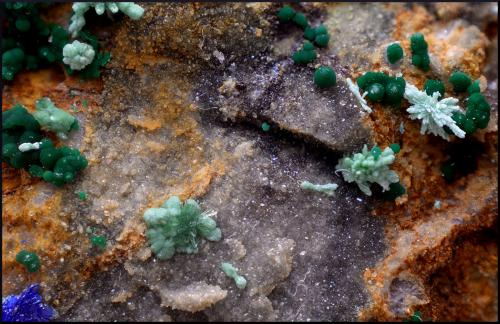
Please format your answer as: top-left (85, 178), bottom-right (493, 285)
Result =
top-left (2, 284), bottom-right (55, 322)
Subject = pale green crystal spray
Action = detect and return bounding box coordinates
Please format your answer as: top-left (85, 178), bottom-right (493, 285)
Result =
top-left (404, 82), bottom-right (465, 140)
top-left (335, 144), bottom-right (399, 196)
top-left (144, 196), bottom-right (222, 260)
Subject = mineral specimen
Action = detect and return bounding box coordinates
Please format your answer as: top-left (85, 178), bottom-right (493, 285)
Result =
top-left (15, 250), bottom-right (41, 273)
top-left (424, 79), bottom-right (445, 98)
top-left (335, 144), bottom-right (400, 196)
top-left (410, 32), bottom-right (430, 71)
top-left (314, 66), bottom-right (337, 88)
top-left (2, 284), bottom-right (55, 322)
top-left (386, 42), bottom-right (404, 64)
top-left (69, 2), bottom-right (145, 37)
top-left (221, 262), bottom-right (247, 289)
top-left (404, 83), bottom-right (465, 140)
top-left (449, 71), bottom-right (472, 93)
top-left (357, 71), bottom-right (406, 106)
top-left (300, 181), bottom-right (338, 196)
top-left (144, 196), bottom-right (222, 260)
top-left (28, 139), bottom-right (88, 187)
top-left (33, 98), bottom-right (79, 139)
top-left (62, 40), bottom-right (95, 71)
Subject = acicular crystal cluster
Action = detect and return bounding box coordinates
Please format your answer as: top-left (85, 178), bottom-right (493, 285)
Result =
top-left (335, 144), bottom-right (400, 196)
top-left (404, 83), bottom-right (465, 140)
top-left (144, 196), bottom-right (222, 260)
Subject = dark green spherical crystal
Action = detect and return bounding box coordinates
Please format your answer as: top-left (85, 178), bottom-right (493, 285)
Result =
top-left (370, 145), bottom-right (382, 160)
top-left (381, 182), bottom-right (406, 200)
top-left (277, 6), bottom-right (296, 22)
top-left (385, 81), bottom-right (403, 105)
top-left (367, 83), bottom-right (385, 102)
top-left (467, 80), bottom-right (481, 95)
top-left (424, 79), bottom-right (445, 97)
top-left (303, 41), bottom-right (315, 51)
top-left (467, 93), bottom-right (490, 112)
top-left (441, 161), bottom-right (456, 182)
top-left (387, 43), bottom-right (403, 64)
top-left (462, 117), bottom-right (477, 134)
top-left (314, 33), bottom-right (329, 47)
top-left (15, 18), bottom-right (31, 32)
top-left (315, 25), bottom-right (327, 35)
top-left (357, 71), bottom-right (389, 91)
top-left (292, 42), bottom-right (316, 64)
top-left (451, 111), bottom-right (466, 129)
top-left (410, 33), bottom-right (430, 71)
top-left (292, 12), bottom-right (308, 29)
top-left (449, 71), bottom-right (472, 93)
top-left (410, 33), bottom-right (428, 52)
top-left (314, 66), bottom-right (336, 88)
top-left (303, 27), bottom-right (316, 41)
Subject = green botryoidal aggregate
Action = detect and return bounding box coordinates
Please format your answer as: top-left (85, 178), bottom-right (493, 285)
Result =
top-left (2, 3), bottom-right (71, 80)
top-left (277, 5), bottom-right (330, 64)
top-left (292, 41), bottom-right (317, 64)
top-left (2, 3), bottom-right (109, 81)
top-left (424, 79), bottom-right (445, 98)
top-left (2, 103), bottom-right (88, 186)
top-left (314, 66), bottom-right (336, 88)
top-left (277, 5), bottom-right (296, 22)
top-left (467, 80), bottom-right (481, 95)
top-left (386, 43), bottom-right (403, 64)
top-left (2, 105), bottom-right (42, 169)
top-left (410, 33), bottom-right (430, 71)
top-left (357, 71), bottom-right (406, 106)
top-left (304, 25), bottom-right (330, 48)
top-left (449, 71), bottom-right (472, 93)
top-left (277, 5), bottom-right (308, 29)
top-left (29, 139), bottom-right (88, 187)
top-left (446, 92), bottom-right (491, 136)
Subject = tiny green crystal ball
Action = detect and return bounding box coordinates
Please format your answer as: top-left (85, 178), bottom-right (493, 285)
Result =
top-left (386, 43), bottom-right (403, 64)
top-left (424, 79), bottom-right (445, 97)
top-left (277, 6), bottom-right (295, 22)
top-left (292, 12), bottom-right (308, 29)
top-left (449, 71), bottom-right (472, 93)
top-left (314, 66), bottom-right (336, 88)
top-left (367, 83), bottom-right (385, 102)
top-left (16, 250), bottom-right (41, 272)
